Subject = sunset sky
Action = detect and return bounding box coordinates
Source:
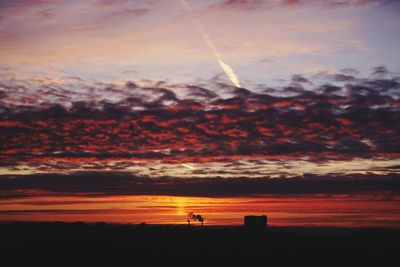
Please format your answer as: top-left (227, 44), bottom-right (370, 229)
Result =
top-left (0, 0), bottom-right (399, 227)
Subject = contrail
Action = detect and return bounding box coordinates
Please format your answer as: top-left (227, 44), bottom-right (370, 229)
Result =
top-left (179, 0), bottom-right (241, 88)
top-left (181, 163), bottom-right (195, 170)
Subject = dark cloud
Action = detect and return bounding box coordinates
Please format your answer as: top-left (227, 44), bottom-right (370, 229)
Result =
top-left (108, 8), bottom-right (149, 18)
top-left (371, 65), bottom-right (389, 75)
top-left (0, 67), bottom-right (399, 169)
top-left (96, 0), bottom-right (129, 8)
top-left (281, 0), bottom-right (399, 8)
top-left (331, 74), bottom-right (357, 82)
top-left (212, 0), bottom-right (400, 11)
top-left (186, 85), bottom-right (219, 100)
top-left (292, 75), bottom-right (311, 84)
top-left (35, 8), bottom-right (54, 19)
top-left (332, 138), bottom-right (370, 153)
top-left (318, 84), bottom-right (342, 95)
top-left (0, 0), bottom-right (63, 12)
top-left (0, 90), bottom-right (6, 99)
top-left (216, 0), bottom-right (387, 10)
top-left (340, 68), bottom-right (360, 76)
top-left (212, 0), bottom-right (265, 10)
top-left (0, 172), bottom-right (399, 198)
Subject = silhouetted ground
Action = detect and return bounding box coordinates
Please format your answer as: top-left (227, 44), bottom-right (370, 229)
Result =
top-left (1, 222), bottom-right (399, 266)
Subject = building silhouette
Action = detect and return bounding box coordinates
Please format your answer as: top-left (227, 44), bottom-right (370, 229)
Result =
top-left (244, 215), bottom-right (267, 230)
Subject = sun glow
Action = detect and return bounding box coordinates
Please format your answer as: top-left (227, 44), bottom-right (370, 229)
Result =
top-left (1, 194), bottom-right (399, 227)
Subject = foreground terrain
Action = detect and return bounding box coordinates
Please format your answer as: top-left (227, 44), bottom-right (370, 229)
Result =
top-left (1, 222), bottom-right (399, 265)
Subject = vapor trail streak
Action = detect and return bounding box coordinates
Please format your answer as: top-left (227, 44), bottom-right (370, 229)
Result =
top-left (179, 0), bottom-right (241, 87)
top-left (181, 163), bottom-right (195, 170)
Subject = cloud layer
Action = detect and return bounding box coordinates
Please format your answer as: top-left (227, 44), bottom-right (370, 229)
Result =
top-left (212, 0), bottom-right (400, 10)
top-left (1, 67), bottom-right (399, 172)
top-left (1, 172), bottom-right (399, 198)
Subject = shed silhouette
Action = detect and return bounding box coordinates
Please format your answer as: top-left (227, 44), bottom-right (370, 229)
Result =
top-left (244, 215), bottom-right (267, 230)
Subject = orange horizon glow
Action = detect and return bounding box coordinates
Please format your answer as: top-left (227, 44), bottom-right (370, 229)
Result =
top-left (1, 194), bottom-right (399, 228)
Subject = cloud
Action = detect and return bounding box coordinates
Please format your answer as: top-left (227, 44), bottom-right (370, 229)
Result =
top-left (95, 0), bottom-right (128, 8)
top-left (211, 0), bottom-right (399, 10)
top-left (371, 65), bottom-right (390, 77)
top-left (106, 7), bottom-right (149, 19)
top-left (0, 172), bottom-right (399, 198)
top-left (0, 68), bottom-right (399, 170)
top-left (0, 0), bottom-right (63, 12)
top-left (35, 8), bottom-right (54, 18)
top-left (212, 0), bottom-right (265, 10)
top-left (291, 75), bottom-right (311, 84)
top-left (280, 0), bottom-right (399, 8)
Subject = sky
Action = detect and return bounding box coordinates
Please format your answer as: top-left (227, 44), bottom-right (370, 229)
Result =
top-left (0, 0), bottom-right (400, 226)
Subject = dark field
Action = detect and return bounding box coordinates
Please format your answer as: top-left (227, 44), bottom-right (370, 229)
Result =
top-left (1, 222), bottom-right (399, 266)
